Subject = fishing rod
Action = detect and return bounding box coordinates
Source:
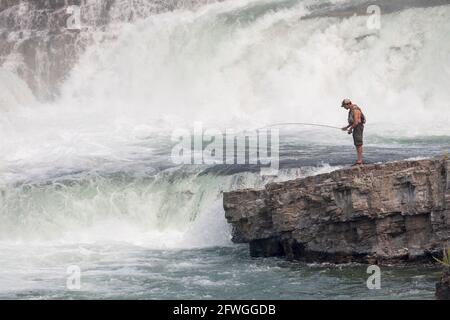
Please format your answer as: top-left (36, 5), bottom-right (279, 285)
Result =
top-left (233, 122), bottom-right (342, 137)
top-left (255, 122), bottom-right (342, 131)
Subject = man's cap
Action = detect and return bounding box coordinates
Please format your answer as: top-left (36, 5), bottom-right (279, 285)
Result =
top-left (341, 99), bottom-right (352, 106)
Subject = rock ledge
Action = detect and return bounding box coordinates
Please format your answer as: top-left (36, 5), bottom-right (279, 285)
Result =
top-left (224, 158), bottom-right (450, 264)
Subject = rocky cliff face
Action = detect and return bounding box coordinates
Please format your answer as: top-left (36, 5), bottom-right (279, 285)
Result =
top-left (0, 0), bottom-right (221, 100)
top-left (224, 158), bottom-right (450, 264)
top-left (436, 271), bottom-right (450, 300)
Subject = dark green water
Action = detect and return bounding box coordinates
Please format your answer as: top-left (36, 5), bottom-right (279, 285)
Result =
top-left (0, 244), bottom-right (441, 299)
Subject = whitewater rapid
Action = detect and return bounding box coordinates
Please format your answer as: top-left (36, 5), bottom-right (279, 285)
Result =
top-left (0, 0), bottom-right (449, 247)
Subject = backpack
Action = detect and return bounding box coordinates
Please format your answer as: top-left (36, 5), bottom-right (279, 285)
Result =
top-left (361, 111), bottom-right (366, 125)
top-left (353, 106), bottom-right (366, 125)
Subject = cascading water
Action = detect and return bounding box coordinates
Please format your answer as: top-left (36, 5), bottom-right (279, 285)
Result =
top-left (58, 0), bottom-right (450, 131)
top-left (0, 0), bottom-right (449, 299)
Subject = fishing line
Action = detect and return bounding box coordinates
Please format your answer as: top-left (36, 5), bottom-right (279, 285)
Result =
top-left (255, 122), bottom-right (342, 131)
top-left (233, 122), bottom-right (342, 137)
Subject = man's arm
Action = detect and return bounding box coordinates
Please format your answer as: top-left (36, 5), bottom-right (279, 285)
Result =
top-left (342, 109), bottom-right (352, 131)
top-left (341, 124), bottom-right (352, 131)
top-left (342, 108), bottom-right (361, 133)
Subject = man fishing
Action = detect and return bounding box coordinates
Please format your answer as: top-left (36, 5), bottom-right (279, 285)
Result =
top-left (341, 99), bottom-right (365, 166)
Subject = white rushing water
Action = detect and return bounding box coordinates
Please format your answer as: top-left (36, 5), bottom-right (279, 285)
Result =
top-left (56, 0), bottom-right (450, 131)
top-left (0, 0), bottom-right (449, 299)
top-left (0, 0), bottom-right (449, 243)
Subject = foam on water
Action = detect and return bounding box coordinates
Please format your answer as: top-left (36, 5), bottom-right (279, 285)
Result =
top-left (0, 68), bottom-right (35, 111)
top-left (0, 164), bottom-right (338, 245)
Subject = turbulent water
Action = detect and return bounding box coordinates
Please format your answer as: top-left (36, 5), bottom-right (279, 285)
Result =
top-left (0, 0), bottom-right (449, 299)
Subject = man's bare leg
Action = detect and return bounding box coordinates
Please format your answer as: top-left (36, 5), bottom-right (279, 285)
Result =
top-left (356, 145), bottom-right (363, 164)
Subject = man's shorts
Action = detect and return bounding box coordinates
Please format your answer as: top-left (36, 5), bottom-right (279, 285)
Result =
top-left (353, 125), bottom-right (364, 146)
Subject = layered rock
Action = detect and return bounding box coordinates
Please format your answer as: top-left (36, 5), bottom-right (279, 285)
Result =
top-left (224, 158), bottom-right (450, 264)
